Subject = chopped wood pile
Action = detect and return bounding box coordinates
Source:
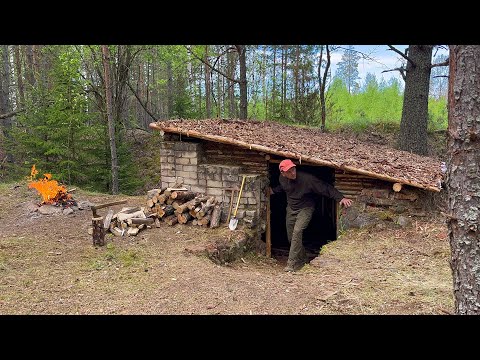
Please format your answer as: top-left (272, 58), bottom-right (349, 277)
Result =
top-left (145, 187), bottom-right (222, 228)
top-left (90, 202), bottom-right (153, 244)
top-left (105, 206), bottom-right (151, 237)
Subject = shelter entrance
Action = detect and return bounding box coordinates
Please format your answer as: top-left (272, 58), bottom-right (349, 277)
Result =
top-left (267, 162), bottom-right (337, 260)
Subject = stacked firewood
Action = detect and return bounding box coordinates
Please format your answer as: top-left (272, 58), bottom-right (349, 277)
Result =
top-left (146, 188), bottom-right (222, 228)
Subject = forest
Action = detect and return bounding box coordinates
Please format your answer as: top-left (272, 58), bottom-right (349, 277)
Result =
top-left (0, 45), bottom-right (448, 194)
top-left (0, 45), bottom-right (479, 316)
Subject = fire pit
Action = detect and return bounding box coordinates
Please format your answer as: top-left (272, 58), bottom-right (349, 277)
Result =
top-left (28, 165), bottom-right (77, 213)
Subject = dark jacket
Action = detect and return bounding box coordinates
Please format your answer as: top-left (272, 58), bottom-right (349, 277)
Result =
top-left (272, 169), bottom-right (344, 211)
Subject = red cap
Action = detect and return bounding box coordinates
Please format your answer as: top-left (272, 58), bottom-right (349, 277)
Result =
top-left (279, 159), bottom-right (296, 172)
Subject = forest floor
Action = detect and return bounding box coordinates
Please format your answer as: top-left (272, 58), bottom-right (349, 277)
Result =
top-left (0, 181), bottom-right (454, 315)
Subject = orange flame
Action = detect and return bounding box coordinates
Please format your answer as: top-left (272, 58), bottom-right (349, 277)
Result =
top-left (28, 165), bottom-right (71, 204)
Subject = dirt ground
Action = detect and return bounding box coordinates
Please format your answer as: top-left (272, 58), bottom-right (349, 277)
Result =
top-left (0, 181), bottom-right (454, 315)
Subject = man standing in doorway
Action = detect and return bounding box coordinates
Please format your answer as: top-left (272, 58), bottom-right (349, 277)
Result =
top-left (270, 159), bottom-right (353, 272)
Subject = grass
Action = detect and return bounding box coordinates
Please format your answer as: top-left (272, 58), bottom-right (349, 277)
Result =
top-left (319, 224), bottom-right (454, 314)
top-left (86, 243), bottom-right (143, 271)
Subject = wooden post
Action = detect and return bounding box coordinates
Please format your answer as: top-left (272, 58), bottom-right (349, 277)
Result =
top-left (91, 199), bottom-right (127, 246)
top-left (92, 216), bottom-right (106, 246)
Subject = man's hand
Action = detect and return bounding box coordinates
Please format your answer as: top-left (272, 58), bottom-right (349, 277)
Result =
top-left (340, 198), bottom-right (353, 208)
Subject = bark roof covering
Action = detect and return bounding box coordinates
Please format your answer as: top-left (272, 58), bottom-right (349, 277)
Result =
top-left (150, 119), bottom-right (443, 192)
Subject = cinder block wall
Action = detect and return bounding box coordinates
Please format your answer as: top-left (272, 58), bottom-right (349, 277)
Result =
top-left (160, 140), bottom-right (267, 229)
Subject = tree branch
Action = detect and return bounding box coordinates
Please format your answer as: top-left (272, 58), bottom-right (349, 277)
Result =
top-left (0, 109), bottom-right (24, 119)
top-left (382, 67), bottom-right (406, 81)
top-left (126, 81), bottom-right (158, 121)
top-left (185, 46), bottom-right (239, 83)
top-left (387, 45), bottom-right (415, 67)
top-left (335, 45), bottom-right (381, 64)
top-left (431, 58), bottom-right (449, 68)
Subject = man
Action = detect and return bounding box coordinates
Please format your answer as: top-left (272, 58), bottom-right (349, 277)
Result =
top-left (270, 159), bottom-right (353, 272)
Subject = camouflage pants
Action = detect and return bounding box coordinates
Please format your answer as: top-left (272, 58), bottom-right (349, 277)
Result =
top-left (285, 206), bottom-right (315, 269)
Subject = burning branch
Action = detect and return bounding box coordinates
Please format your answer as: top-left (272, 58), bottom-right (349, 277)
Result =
top-left (28, 165), bottom-right (72, 205)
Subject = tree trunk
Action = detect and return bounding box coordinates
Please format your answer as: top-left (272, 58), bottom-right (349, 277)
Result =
top-left (281, 46), bottom-right (286, 117)
top-left (25, 45), bottom-right (36, 87)
top-left (101, 45), bottom-right (119, 194)
top-left (167, 60), bottom-right (173, 118)
top-left (446, 45), bottom-right (480, 315)
top-left (236, 45), bottom-right (248, 120)
top-left (204, 46), bottom-right (211, 118)
top-left (0, 45), bottom-right (11, 163)
top-left (114, 45), bottom-right (132, 129)
top-left (398, 45), bottom-right (433, 155)
top-left (294, 45), bottom-right (300, 120)
top-left (227, 49), bottom-right (236, 118)
top-left (318, 45), bottom-right (331, 132)
top-left (272, 45), bottom-right (277, 119)
top-left (14, 45), bottom-right (25, 107)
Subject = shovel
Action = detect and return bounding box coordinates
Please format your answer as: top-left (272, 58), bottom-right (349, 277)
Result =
top-left (229, 175), bottom-right (246, 230)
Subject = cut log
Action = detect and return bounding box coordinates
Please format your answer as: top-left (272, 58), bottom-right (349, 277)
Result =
top-left (177, 212), bottom-right (193, 224)
top-left (189, 209), bottom-right (198, 218)
top-left (92, 216), bottom-right (106, 246)
top-left (164, 214), bottom-right (178, 226)
top-left (198, 213), bottom-right (211, 226)
top-left (171, 191), bottom-right (196, 201)
top-left (118, 206), bottom-right (142, 214)
top-left (175, 197), bottom-right (207, 215)
top-left (127, 218), bottom-right (155, 225)
top-left (146, 199), bottom-right (154, 208)
top-left (147, 188), bottom-right (162, 198)
top-left (157, 194), bottom-right (167, 204)
top-left (117, 210), bottom-right (146, 222)
top-left (186, 196), bottom-right (209, 210)
top-left (127, 227), bottom-right (140, 236)
top-left (393, 183), bottom-right (403, 192)
top-left (111, 227), bottom-right (124, 237)
top-left (197, 197), bottom-right (216, 218)
top-left (103, 209), bottom-right (114, 229)
top-left (158, 205), bottom-right (174, 218)
top-left (167, 187), bottom-right (188, 192)
top-left (393, 192), bottom-right (418, 201)
top-left (209, 204), bottom-right (222, 228)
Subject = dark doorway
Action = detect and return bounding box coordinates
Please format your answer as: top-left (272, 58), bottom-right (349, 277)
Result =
top-left (268, 162), bottom-right (337, 261)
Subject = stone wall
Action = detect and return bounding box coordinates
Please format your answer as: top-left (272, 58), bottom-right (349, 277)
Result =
top-left (159, 140), bottom-right (268, 230)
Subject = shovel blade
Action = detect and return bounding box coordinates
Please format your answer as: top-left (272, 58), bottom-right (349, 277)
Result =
top-left (229, 217), bottom-right (238, 230)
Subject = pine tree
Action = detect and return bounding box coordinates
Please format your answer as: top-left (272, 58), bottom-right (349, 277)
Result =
top-left (335, 46), bottom-right (360, 94)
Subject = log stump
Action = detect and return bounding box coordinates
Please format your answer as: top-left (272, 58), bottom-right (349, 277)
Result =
top-left (92, 216), bottom-right (106, 246)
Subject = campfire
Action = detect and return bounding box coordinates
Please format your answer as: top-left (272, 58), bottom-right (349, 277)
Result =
top-left (28, 165), bottom-right (76, 208)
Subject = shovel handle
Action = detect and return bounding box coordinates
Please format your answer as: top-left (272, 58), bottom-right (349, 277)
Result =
top-left (233, 175), bottom-right (246, 217)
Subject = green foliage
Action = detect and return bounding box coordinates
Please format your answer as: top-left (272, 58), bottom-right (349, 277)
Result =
top-left (325, 76), bottom-right (404, 131)
top-left (88, 243), bottom-right (142, 270)
top-left (10, 46), bottom-right (106, 189)
top-left (428, 97), bottom-right (448, 131)
top-left (335, 46), bottom-right (361, 94)
top-left (116, 133), bottom-right (144, 195)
